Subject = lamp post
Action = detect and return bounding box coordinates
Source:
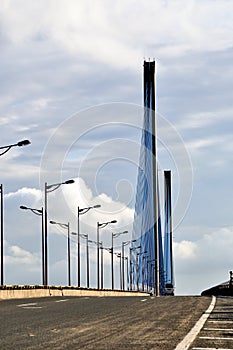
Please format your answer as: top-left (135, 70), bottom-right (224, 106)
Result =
top-left (129, 245), bottom-right (141, 291)
top-left (0, 185), bottom-right (3, 286)
top-left (50, 220), bottom-right (71, 286)
top-left (115, 252), bottom-right (122, 290)
top-left (0, 140), bottom-right (30, 286)
top-left (100, 242), bottom-right (104, 289)
top-left (44, 179), bottom-right (74, 285)
top-left (72, 232), bottom-right (90, 288)
top-left (97, 220), bottom-right (117, 289)
top-left (77, 205), bottom-right (100, 287)
top-left (125, 257), bottom-right (129, 290)
top-left (20, 205), bottom-right (44, 285)
top-left (111, 231), bottom-right (128, 290)
top-left (122, 239), bottom-right (136, 291)
top-left (0, 139), bottom-right (31, 157)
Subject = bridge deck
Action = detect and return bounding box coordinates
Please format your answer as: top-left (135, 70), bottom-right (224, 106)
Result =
top-left (0, 295), bottom-right (210, 349)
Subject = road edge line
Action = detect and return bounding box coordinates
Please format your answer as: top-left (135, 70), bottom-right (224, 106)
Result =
top-left (174, 295), bottom-right (216, 350)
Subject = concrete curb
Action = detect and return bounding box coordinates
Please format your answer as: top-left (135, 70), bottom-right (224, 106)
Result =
top-left (174, 295), bottom-right (216, 350)
top-left (0, 287), bottom-right (149, 300)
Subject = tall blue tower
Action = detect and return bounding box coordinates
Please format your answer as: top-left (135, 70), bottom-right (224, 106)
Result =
top-left (132, 61), bottom-right (162, 295)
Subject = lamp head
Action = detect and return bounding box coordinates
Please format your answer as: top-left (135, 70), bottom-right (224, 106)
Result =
top-left (19, 205), bottom-right (28, 210)
top-left (64, 179), bottom-right (75, 185)
top-left (17, 140), bottom-right (31, 147)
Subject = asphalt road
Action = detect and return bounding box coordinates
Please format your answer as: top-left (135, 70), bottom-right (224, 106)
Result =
top-left (0, 295), bottom-right (211, 349)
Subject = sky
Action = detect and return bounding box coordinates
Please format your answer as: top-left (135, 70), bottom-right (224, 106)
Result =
top-left (0, 0), bottom-right (233, 295)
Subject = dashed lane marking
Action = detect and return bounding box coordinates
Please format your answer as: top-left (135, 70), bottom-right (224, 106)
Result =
top-left (140, 299), bottom-right (148, 302)
top-left (208, 320), bottom-right (233, 323)
top-left (22, 306), bottom-right (43, 309)
top-left (17, 303), bottom-right (37, 307)
top-left (55, 299), bottom-right (68, 303)
top-left (204, 327), bottom-right (233, 331)
top-left (17, 302), bottom-right (43, 309)
top-left (199, 336), bottom-right (233, 340)
top-left (193, 348), bottom-right (233, 350)
top-left (174, 296), bottom-right (216, 350)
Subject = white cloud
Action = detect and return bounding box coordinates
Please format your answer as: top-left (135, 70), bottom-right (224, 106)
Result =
top-left (6, 245), bottom-right (40, 266)
top-left (174, 240), bottom-right (197, 260)
top-left (1, 0), bottom-right (232, 70)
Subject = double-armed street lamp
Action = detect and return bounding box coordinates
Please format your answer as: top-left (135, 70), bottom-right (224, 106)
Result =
top-left (76, 204), bottom-right (101, 287)
top-left (44, 179), bottom-right (74, 285)
top-left (20, 205), bottom-right (44, 285)
top-left (0, 139), bottom-right (31, 286)
top-left (111, 230), bottom-right (128, 290)
top-left (0, 139), bottom-right (31, 157)
top-left (50, 220), bottom-right (71, 286)
top-left (97, 220), bottom-right (117, 289)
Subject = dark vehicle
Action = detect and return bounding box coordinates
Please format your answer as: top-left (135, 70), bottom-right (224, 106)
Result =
top-left (164, 283), bottom-right (174, 296)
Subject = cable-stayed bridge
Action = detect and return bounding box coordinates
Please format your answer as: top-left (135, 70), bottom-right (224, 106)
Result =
top-left (131, 61), bottom-right (174, 296)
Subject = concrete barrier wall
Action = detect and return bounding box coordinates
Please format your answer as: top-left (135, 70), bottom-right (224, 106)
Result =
top-left (0, 288), bottom-right (149, 300)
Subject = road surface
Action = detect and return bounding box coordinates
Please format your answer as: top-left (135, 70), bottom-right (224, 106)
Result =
top-left (0, 295), bottom-right (210, 349)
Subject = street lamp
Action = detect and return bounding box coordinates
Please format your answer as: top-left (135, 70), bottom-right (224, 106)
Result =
top-left (0, 140), bottom-right (30, 286)
top-left (97, 220), bottom-right (117, 289)
top-left (115, 252), bottom-right (122, 290)
top-left (111, 231), bottom-right (128, 290)
top-left (0, 139), bottom-right (31, 157)
top-left (0, 185), bottom-right (3, 286)
top-left (122, 239), bottom-right (136, 291)
top-left (77, 204), bottom-right (100, 287)
top-left (129, 245), bottom-right (141, 291)
top-left (20, 205), bottom-right (44, 285)
top-left (44, 179), bottom-right (74, 285)
top-left (50, 220), bottom-right (71, 286)
top-left (72, 232), bottom-right (90, 288)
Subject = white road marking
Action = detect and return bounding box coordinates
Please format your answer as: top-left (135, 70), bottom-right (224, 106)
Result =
top-left (140, 299), bottom-right (148, 302)
top-left (208, 320), bottom-right (233, 323)
top-left (204, 327), bottom-right (233, 331)
top-left (55, 299), bottom-right (68, 303)
top-left (23, 306), bottom-right (43, 309)
top-left (17, 303), bottom-right (37, 307)
top-left (174, 296), bottom-right (216, 350)
top-left (200, 336), bottom-right (233, 340)
top-left (193, 348), bottom-right (233, 350)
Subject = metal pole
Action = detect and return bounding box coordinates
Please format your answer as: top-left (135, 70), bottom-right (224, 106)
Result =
top-left (44, 182), bottom-right (48, 286)
top-left (68, 223), bottom-right (71, 286)
top-left (119, 253), bottom-right (122, 290)
top-left (111, 233), bottom-right (114, 290)
top-left (129, 248), bottom-right (132, 291)
top-left (97, 222), bottom-right (99, 289)
top-left (136, 254), bottom-right (139, 291)
top-left (122, 243), bottom-right (125, 291)
top-left (142, 255), bottom-right (145, 291)
top-left (41, 208), bottom-right (45, 285)
top-left (1, 185), bottom-right (3, 286)
top-left (126, 257), bottom-right (129, 290)
top-left (77, 207), bottom-right (80, 287)
top-left (86, 236), bottom-right (89, 288)
top-left (101, 242), bottom-right (103, 289)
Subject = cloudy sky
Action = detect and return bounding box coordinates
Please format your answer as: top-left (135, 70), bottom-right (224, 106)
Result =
top-left (0, 0), bottom-right (233, 295)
